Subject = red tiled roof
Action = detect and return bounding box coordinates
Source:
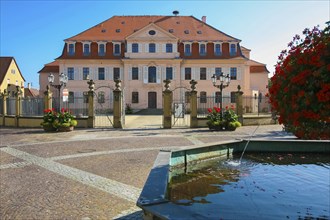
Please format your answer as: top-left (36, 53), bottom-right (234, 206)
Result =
top-left (24, 88), bottom-right (39, 97)
top-left (38, 60), bottom-right (59, 73)
top-left (248, 59), bottom-right (269, 73)
top-left (65, 16), bottom-right (240, 42)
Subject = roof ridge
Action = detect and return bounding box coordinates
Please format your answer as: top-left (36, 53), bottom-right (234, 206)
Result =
top-left (190, 16), bottom-right (241, 42)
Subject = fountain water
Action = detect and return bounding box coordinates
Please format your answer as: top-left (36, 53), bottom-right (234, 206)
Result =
top-left (226, 125), bottom-right (259, 166)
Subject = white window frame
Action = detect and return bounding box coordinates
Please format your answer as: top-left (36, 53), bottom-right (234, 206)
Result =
top-left (113, 42), bottom-right (121, 56)
top-left (214, 43), bottom-right (222, 56)
top-left (230, 43), bottom-right (237, 56)
top-left (97, 42), bottom-right (107, 56)
top-left (83, 42), bottom-right (91, 56)
top-left (184, 42), bottom-right (192, 56)
top-left (67, 42), bottom-right (76, 55)
top-left (199, 42), bottom-right (207, 56)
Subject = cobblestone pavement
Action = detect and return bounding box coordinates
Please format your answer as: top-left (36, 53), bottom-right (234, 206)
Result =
top-left (0, 124), bottom-right (291, 219)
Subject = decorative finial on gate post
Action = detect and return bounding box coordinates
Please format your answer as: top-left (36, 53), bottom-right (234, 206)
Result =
top-left (87, 79), bottom-right (95, 91)
top-left (114, 79), bottom-right (121, 91)
top-left (190, 80), bottom-right (197, 91)
top-left (163, 79), bottom-right (171, 91)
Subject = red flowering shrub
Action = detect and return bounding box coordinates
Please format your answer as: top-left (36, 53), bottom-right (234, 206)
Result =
top-left (269, 22), bottom-right (330, 139)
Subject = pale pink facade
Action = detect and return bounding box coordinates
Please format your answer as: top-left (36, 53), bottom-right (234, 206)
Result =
top-left (39, 15), bottom-right (269, 110)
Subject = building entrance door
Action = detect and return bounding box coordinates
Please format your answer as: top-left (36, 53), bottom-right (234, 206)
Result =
top-left (148, 92), bottom-right (157, 108)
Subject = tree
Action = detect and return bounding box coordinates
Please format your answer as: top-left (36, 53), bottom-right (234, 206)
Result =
top-left (269, 22), bottom-right (330, 140)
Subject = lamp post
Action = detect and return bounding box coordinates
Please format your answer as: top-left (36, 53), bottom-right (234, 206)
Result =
top-left (48, 72), bottom-right (68, 111)
top-left (211, 71), bottom-right (231, 120)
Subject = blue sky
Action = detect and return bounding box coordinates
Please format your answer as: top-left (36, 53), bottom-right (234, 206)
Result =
top-left (1, 0), bottom-right (329, 89)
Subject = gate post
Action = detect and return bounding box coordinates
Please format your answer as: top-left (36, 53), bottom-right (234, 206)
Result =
top-left (113, 79), bottom-right (123, 129)
top-left (163, 79), bottom-right (172, 129)
top-left (1, 89), bottom-right (8, 116)
top-left (87, 80), bottom-right (95, 128)
top-left (190, 80), bottom-right (198, 128)
top-left (1, 89), bottom-right (8, 126)
top-left (43, 85), bottom-right (53, 110)
top-left (235, 85), bottom-right (244, 124)
top-left (15, 86), bottom-right (22, 127)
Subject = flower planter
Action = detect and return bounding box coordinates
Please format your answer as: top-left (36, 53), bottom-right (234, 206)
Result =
top-left (57, 126), bottom-right (74, 132)
top-left (43, 125), bottom-right (57, 132)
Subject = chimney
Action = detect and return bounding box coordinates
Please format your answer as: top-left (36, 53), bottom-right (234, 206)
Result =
top-left (28, 83), bottom-right (31, 89)
top-left (202, 16), bottom-right (206, 23)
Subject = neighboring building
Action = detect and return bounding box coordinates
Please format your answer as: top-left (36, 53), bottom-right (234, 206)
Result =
top-left (0, 57), bottom-right (25, 97)
top-left (39, 15), bottom-right (269, 110)
top-left (24, 83), bottom-right (39, 97)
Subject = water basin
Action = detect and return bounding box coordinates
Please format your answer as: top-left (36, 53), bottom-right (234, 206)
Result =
top-left (168, 152), bottom-right (330, 219)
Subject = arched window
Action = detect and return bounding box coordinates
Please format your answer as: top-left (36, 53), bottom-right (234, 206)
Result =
top-left (148, 66), bottom-right (156, 83)
top-left (185, 44), bottom-right (191, 56)
top-left (68, 44), bottom-right (75, 56)
top-left (114, 44), bottom-right (120, 55)
top-left (84, 44), bottom-right (90, 56)
top-left (215, 44), bottom-right (221, 56)
top-left (200, 44), bottom-right (206, 56)
top-left (230, 44), bottom-right (236, 56)
top-left (99, 44), bottom-right (105, 56)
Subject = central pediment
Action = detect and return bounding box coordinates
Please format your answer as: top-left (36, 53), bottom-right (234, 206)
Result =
top-left (126, 23), bottom-right (178, 41)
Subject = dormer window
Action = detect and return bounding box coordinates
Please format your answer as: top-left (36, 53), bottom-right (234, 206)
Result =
top-left (169, 29), bottom-right (174, 33)
top-left (68, 43), bottom-right (75, 56)
top-left (83, 43), bottom-right (90, 56)
top-left (98, 43), bottom-right (106, 56)
top-left (199, 43), bottom-right (206, 56)
top-left (230, 43), bottom-right (237, 56)
top-left (184, 30), bottom-right (190, 34)
top-left (197, 30), bottom-right (202, 34)
top-left (184, 43), bottom-right (191, 56)
top-left (215, 43), bottom-right (222, 56)
top-left (116, 29), bottom-right (121, 33)
top-left (114, 43), bottom-right (121, 56)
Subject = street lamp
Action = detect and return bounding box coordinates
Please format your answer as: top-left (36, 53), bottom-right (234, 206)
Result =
top-left (211, 71), bottom-right (231, 120)
top-left (48, 72), bottom-right (68, 111)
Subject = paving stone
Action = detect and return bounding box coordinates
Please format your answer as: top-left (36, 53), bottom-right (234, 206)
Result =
top-left (0, 165), bottom-right (133, 219)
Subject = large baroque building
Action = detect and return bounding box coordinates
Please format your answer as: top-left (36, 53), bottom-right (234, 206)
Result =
top-left (39, 15), bottom-right (269, 110)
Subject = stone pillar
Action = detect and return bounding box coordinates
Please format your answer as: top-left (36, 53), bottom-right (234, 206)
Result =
top-left (190, 80), bottom-right (198, 128)
top-left (235, 85), bottom-right (244, 124)
top-left (43, 85), bottom-right (53, 110)
top-left (113, 79), bottom-right (123, 129)
top-left (1, 89), bottom-right (8, 116)
top-left (1, 89), bottom-right (8, 126)
top-left (87, 80), bottom-right (95, 128)
top-left (15, 86), bottom-right (22, 127)
top-left (163, 79), bottom-right (173, 129)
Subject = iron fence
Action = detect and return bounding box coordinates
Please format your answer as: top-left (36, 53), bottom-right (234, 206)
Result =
top-left (21, 97), bottom-right (44, 116)
top-left (242, 96), bottom-right (271, 115)
top-left (6, 97), bottom-right (16, 115)
top-left (62, 97), bottom-right (88, 117)
top-left (197, 96), bottom-right (233, 117)
top-left (197, 96), bottom-right (271, 117)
